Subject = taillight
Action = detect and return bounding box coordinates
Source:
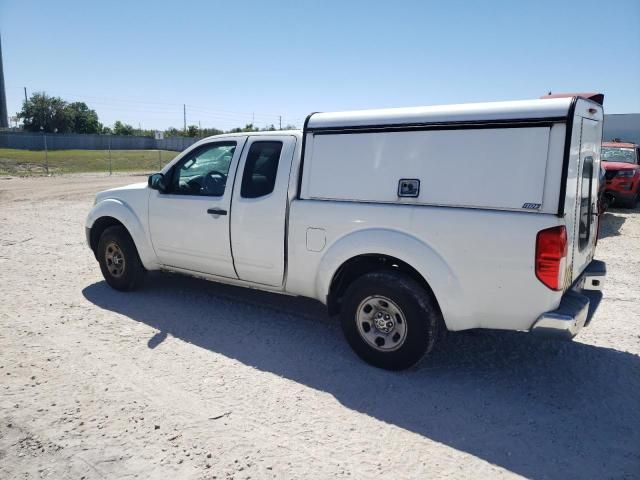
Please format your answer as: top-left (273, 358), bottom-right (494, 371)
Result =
top-left (535, 226), bottom-right (567, 290)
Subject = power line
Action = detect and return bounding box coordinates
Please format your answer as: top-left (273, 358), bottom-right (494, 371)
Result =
top-left (10, 86), bottom-right (290, 119)
top-left (5, 84), bottom-right (304, 129)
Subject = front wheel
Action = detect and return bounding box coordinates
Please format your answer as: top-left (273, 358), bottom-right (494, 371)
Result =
top-left (97, 225), bottom-right (145, 291)
top-left (340, 271), bottom-right (443, 370)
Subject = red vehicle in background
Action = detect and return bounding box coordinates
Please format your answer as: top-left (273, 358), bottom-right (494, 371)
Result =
top-left (601, 141), bottom-right (640, 208)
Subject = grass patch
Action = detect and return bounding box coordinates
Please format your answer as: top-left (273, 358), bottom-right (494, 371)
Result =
top-left (0, 149), bottom-right (179, 175)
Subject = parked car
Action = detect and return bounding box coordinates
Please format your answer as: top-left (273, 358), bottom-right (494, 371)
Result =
top-left (601, 141), bottom-right (640, 208)
top-left (598, 165), bottom-right (608, 212)
top-left (86, 96), bottom-right (606, 370)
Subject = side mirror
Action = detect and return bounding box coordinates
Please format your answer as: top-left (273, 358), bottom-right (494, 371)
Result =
top-left (148, 173), bottom-right (167, 192)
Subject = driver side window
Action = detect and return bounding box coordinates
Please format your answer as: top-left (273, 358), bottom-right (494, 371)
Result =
top-left (168, 141), bottom-right (236, 196)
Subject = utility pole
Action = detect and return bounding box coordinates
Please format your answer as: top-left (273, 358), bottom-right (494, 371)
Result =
top-left (279, 115), bottom-right (282, 130)
top-left (183, 104), bottom-right (186, 132)
top-left (24, 87), bottom-right (27, 103)
top-left (0, 34), bottom-right (8, 128)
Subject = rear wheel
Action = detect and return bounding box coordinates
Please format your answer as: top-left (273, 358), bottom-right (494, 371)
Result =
top-left (97, 225), bottom-right (145, 291)
top-left (340, 271), bottom-right (443, 370)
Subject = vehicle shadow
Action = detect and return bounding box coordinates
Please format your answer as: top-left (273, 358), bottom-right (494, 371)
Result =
top-left (599, 211), bottom-right (627, 239)
top-left (82, 275), bottom-right (640, 480)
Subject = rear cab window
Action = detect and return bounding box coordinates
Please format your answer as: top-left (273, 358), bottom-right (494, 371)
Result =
top-left (240, 141), bottom-right (283, 198)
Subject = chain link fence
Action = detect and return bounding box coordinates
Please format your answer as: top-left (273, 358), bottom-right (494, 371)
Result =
top-left (0, 145), bottom-right (179, 175)
top-left (0, 131), bottom-right (196, 175)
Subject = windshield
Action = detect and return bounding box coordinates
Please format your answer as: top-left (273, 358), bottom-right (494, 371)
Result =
top-left (601, 147), bottom-right (637, 164)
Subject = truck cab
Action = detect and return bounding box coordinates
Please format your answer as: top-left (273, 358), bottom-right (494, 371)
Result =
top-left (146, 132), bottom-right (300, 287)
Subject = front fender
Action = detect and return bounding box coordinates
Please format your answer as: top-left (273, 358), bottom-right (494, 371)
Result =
top-left (86, 198), bottom-right (159, 270)
top-left (315, 228), bottom-right (468, 331)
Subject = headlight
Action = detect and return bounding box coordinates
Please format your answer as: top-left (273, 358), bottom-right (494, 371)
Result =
top-left (616, 170), bottom-right (635, 178)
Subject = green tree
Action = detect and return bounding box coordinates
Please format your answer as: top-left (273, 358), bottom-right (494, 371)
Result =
top-left (200, 127), bottom-right (223, 137)
top-left (18, 92), bottom-right (72, 133)
top-left (18, 93), bottom-right (105, 134)
top-left (135, 129), bottom-right (155, 138)
top-left (186, 125), bottom-right (200, 137)
top-left (164, 127), bottom-right (182, 137)
top-left (67, 102), bottom-right (101, 134)
top-left (228, 123), bottom-right (259, 133)
top-left (113, 120), bottom-right (134, 135)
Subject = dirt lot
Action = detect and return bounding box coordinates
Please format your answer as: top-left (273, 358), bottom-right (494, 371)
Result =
top-left (0, 174), bottom-right (638, 479)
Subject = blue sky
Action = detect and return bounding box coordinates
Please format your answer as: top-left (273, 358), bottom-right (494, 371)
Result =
top-left (1, 0), bottom-right (639, 131)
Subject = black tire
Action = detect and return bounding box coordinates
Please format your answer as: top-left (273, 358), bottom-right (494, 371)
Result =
top-left (97, 225), bottom-right (145, 291)
top-left (340, 271), bottom-right (443, 370)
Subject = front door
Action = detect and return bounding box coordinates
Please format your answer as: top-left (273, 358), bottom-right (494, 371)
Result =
top-left (230, 135), bottom-right (297, 286)
top-left (148, 137), bottom-right (246, 277)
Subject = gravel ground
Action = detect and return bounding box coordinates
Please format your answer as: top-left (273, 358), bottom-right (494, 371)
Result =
top-left (0, 174), bottom-right (638, 480)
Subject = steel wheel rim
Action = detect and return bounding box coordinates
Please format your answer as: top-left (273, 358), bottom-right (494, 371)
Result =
top-left (104, 241), bottom-right (126, 278)
top-left (356, 295), bottom-right (408, 352)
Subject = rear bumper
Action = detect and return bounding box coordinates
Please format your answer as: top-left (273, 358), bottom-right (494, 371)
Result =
top-left (530, 260), bottom-right (605, 339)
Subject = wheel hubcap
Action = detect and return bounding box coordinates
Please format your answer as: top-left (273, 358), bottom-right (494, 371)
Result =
top-left (356, 295), bottom-right (407, 351)
top-left (105, 241), bottom-right (126, 278)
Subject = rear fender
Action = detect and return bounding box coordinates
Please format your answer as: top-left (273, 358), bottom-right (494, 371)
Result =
top-left (315, 228), bottom-right (468, 331)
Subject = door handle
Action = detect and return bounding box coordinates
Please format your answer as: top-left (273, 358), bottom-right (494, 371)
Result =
top-left (207, 208), bottom-right (227, 216)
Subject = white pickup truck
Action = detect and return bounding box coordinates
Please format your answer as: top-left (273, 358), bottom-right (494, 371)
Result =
top-left (86, 96), bottom-right (606, 370)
